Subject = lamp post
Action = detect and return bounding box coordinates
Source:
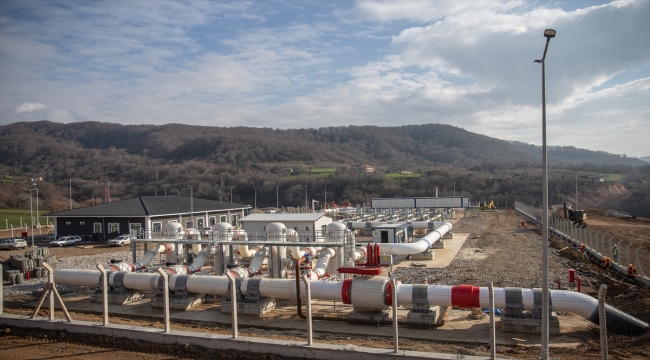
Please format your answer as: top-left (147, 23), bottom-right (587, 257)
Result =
top-left (227, 186), bottom-right (235, 204)
top-left (304, 186), bottom-right (308, 212)
top-left (186, 185), bottom-right (194, 228)
top-left (31, 178), bottom-right (41, 228)
top-left (276, 185), bottom-right (279, 209)
top-left (534, 28), bottom-right (556, 360)
top-left (23, 186), bottom-right (36, 247)
top-left (453, 182), bottom-right (456, 197)
top-left (253, 187), bottom-right (257, 209)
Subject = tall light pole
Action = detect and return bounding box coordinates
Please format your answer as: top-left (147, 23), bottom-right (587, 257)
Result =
top-left (304, 186), bottom-right (308, 211)
top-left (23, 186), bottom-right (36, 247)
top-left (276, 185), bottom-right (279, 209)
top-left (186, 185), bottom-right (194, 228)
top-left (253, 187), bottom-right (257, 209)
top-left (535, 28), bottom-right (556, 360)
top-left (453, 182), bottom-right (456, 197)
top-left (32, 177), bottom-right (41, 228)
top-left (227, 186), bottom-right (234, 203)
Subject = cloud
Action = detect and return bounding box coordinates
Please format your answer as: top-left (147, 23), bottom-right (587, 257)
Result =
top-left (0, 0), bottom-right (648, 156)
top-left (14, 102), bottom-right (47, 113)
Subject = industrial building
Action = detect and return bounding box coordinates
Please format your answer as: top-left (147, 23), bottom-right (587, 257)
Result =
top-left (45, 196), bottom-right (251, 240)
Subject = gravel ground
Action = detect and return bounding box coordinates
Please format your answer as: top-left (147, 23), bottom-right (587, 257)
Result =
top-left (395, 211), bottom-right (568, 288)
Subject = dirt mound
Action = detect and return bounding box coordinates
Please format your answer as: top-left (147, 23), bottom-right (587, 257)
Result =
top-left (574, 184), bottom-right (630, 209)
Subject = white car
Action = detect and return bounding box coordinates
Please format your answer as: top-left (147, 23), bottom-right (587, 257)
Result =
top-left (0, 238), bottom-right (28, 250)
top-left (70, 235), bottom-right (83, 244)
top-left (108, 235), bottom-right (133, 247)
top-left (49, 236), bottom-right (77, 247)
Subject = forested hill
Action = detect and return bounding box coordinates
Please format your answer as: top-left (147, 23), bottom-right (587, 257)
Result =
top-left (1, 121), bottom-right (643, 169)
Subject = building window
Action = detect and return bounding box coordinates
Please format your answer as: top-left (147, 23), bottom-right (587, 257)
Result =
top-left (130, 223), bottom-right (141, 236)
top-left (186, 220), bottom-right (193, 228)
top-left (168, 220), bottom-right (177, 223)
top-left (209, 217), bottom-right (216, 226)
top-left (108, 223), bottom-right (119, 234)
top-left (80, 221), bottom-right (85, 225)
top-left (94, 223), bottom-right (102, 233)
top-left (231, 214), bottom-right (238, 226)
top-left (66, 221), bottom-right (71, 225)
top-left (152, 222), bottom-right (162, 233)
top-left (197, 218), bottom-right (204, 230)
top-left (306, 227), bottom-right (310, 231)
top-left (220, 215), bottom-right (227, 223)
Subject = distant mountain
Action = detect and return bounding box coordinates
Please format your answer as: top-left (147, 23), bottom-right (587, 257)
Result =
top-left (509, 142), bottom-right (647, 167)
top-left (640, 156), bottom-right (650, 163)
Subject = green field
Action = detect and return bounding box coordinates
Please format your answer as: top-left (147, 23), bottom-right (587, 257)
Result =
top-left (308, 168), bottom-right (337, 176)
top-left (0, 209), bottom-right (52, 229)
top-left (385, 172), bottom-right (421, 179)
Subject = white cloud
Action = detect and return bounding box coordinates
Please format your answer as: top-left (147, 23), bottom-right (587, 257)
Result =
top-left (14, 102), bottom-right (46, 113)
top-left (0, 0), bottom-right (648, 157)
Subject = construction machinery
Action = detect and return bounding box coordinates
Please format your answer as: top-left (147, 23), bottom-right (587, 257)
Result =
top-left (480, 200), bottom-right (496, 210)
top-left (558, 203), bottom-right (587, 228)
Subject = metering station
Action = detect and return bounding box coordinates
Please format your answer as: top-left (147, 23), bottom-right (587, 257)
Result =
top-left (52, 208), bottom-right (648, 337)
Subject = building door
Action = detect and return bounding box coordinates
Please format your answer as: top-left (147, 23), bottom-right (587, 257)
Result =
top-left (381, 231), bottom-right (389, 243)
top-left (130, 223), bottom-right (141, 238)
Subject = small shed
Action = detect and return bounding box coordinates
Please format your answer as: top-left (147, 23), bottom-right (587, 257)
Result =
top-left (239, 213), bottom-right (332, 241)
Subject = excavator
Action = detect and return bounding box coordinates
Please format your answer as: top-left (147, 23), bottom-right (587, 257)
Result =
top-left (480, 200), bottom-right (496, 210)
top-left (561, 202), bottom-right (588, 228)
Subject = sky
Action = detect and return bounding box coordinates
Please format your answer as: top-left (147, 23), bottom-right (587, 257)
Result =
top-left (1, 0), bottom-right (648, 158)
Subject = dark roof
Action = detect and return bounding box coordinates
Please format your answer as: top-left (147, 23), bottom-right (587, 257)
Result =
top-left (46, 196), bottom-right (250, 217)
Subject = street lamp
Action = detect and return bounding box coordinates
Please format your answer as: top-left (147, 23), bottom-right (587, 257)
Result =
top-left (23, 186), bottom-right (36, 247)
top-left (534, 28), bottom-right (556, 360)
top-left (253, 187), bottom-right (257, 209)
top-left (276, 185), bottom-right (279, 209)
top-left (227, 186), bottom-right (235, 203)
top-left (31, 177), bottom-right (41, 229)
top-left (304, 186), bottom-right (308, 212)
top-left (185, 185), bottom-right (194, 228)
top-left (453, 182), bottom-right (456, 197)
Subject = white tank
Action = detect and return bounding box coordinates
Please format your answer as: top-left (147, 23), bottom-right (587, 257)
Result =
top-left (212, 222), bottom-right (233, 242)
top-left (266, 222), bottom-right (287, 242)
top-left (163, 222), bottom-right (185, 240)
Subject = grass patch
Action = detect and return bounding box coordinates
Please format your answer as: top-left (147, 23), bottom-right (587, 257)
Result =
top-left (385, 173), bottom-right (421, 179)
top-left (0, 209), bottom-right (51, 229)
top-left (308, 168), bottom-right (336, 176)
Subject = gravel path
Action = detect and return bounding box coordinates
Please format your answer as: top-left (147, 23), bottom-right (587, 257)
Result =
top-left (395, 211), bottom-right (568, 289)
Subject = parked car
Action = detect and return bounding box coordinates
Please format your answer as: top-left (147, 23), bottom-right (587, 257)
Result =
top-left (49, 236), bottom-right (78, 247)
top-left (108, 235), bottom-right (133, 247)
top-left (0, 238), bottom-right (28, 250)
top-left (70, 235), bottom-right (83, 243)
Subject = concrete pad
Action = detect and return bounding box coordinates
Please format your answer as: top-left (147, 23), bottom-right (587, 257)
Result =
top-left (395, 233), bottom-right (470, 269)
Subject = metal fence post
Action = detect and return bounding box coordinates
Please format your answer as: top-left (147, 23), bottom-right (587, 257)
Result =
top-left (302, 274), bottom-right (313, 346)
top-left (156, 267), bottom-right (170, 333)
top-left (225, 271), bottom-right (238, 339)
top-left (598, 284), bottom-right (608, 360)
top-left (489, 280), bottom-right (496, 360)
top-left (96, 264), bottom-right (109, 326)
top-left (391, 274), bottom-right (399, 353)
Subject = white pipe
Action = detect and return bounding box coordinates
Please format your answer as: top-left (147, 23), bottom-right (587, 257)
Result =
top-left (248, 246), bottom-right (270, 276)
top-left (380, 222), bottom-right (452, 255)
top-left (188, 248), bottom-right (210, 273)
top-left (311, 248), bottom-right (335, 280)
top-left (233, 229), bottom-right (257, 257)
top-left (51, 270), bottom-right (647, 335)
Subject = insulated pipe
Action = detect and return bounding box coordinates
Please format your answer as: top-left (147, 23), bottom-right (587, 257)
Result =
top-left (233, 229), bottom-right (257, 257)
top-left (51, 269), bottom-right (647, 336)
top-left (188, 248), bottom-right (210, 273)
top-left (132, 243), bottom-right (170, 271)
top-left (380, 222), bottom-right (452, 255)
top-left (247, 246), bottom-right (270, 276)
top-left (310, 248), bottom-right (336, 280)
